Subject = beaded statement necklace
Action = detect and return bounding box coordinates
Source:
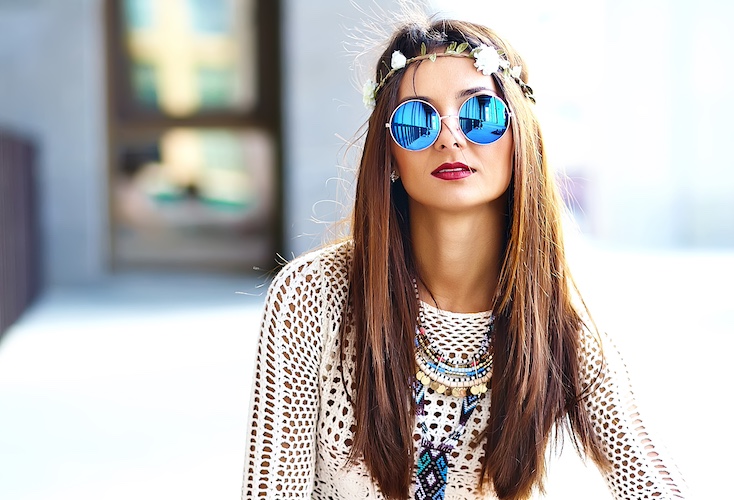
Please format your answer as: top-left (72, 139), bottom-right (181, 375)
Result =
top-left (413, 279), bottom-right (494, 397)
top-left (411, 279), bottom-right (494, 500)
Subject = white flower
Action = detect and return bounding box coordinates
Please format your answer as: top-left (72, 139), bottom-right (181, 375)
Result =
top-left (510, 65), bottom-right (523, 79)
top-left (473, 44), bottom-right (501, 76)
top-left (362, 79), bottom-right (377, 109)
top-left (498, 58), bottom-right (510, 70)
top-left (390, 50), bottom-right (407, 70)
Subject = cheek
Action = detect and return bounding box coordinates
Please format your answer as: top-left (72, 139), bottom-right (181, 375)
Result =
top-left (478, 134), bottom-right (514, 181)
top-left (391, 144), bottom-right (412, 177)
top-left (497, 129), bottom-right (514, 173)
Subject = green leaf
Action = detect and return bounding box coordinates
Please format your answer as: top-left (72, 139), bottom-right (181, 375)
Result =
top-left (456, 42), bottom-right (469, 54)
top-left (420, 43), bottom-right (427, 56)
top-left (447, 42), bottom-right (457, 53)
top-left (429, 53), bottom-right (437, 62)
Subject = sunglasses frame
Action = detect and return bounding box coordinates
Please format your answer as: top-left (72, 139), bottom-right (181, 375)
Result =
top-left (385, 93), bottom-right (512, 152)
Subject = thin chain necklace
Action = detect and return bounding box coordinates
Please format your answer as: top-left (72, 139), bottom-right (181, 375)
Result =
top-left (411, 278), bottom-right (493, 499)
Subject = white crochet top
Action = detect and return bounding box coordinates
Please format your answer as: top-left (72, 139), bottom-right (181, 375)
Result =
top-left (242, 241), bottom-right (687, 499)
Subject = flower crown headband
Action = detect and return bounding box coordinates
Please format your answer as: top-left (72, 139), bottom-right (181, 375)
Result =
top-left (363, 41), bottom-right (535, 109)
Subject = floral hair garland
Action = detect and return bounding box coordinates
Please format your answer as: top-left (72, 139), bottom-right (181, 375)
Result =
top-left (362, 41), bottom-right (535, 109)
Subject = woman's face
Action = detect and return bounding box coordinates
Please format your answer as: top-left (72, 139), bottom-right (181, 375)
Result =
top-left (391, 55), bottom-right (514, 215)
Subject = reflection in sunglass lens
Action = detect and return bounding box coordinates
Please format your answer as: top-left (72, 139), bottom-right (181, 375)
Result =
top-left (390, 100), bottom-right (440, 151)
top-left (458, 95), bottom-right (508, 145)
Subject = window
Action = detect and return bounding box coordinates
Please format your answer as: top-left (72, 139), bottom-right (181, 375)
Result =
top-left (106, 0), bottom-right (281, 272)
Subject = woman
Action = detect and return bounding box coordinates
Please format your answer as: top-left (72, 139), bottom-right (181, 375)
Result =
top-left (241, 17), bottom-right (687, 500)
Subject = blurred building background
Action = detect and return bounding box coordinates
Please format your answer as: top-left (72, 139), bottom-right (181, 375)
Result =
top-left (1, 0), bottom-right (732, 290)
top-left (0, 0), bottom-right (732, 499)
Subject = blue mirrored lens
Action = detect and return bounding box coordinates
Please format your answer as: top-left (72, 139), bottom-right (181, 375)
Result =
top-left (458, 95), bottom-right (508, 144)
top-left (390, 100), bottom-right (440, 151)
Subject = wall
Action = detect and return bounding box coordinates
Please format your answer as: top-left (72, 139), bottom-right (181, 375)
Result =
top-left (281, 0), bottom-right (399, 256)
top-left (597, 0), bottom-right (734, 247)
top-left (0, 0), bottom-right (107, 284)
top-left (432, 0), bottom-right (734, 248)
top-left (2, 0), bottom-right (729, 288)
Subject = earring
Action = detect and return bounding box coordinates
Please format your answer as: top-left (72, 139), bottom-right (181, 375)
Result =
top-left (390, 171), bottom-right (399, 183)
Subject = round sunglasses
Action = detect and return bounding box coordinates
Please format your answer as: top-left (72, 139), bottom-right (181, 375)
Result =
top-left (385, 94), bottom-right (511, 151)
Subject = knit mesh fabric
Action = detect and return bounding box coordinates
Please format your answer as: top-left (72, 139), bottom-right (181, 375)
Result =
top-left (242, 241), bottom-right (687, 499)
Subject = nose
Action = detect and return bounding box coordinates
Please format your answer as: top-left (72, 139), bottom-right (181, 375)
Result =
top-left (433, 115), bottom-right (466, 150)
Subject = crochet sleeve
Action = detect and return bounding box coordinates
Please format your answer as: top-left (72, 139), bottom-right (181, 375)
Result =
top-left (242, 253), bottom-right (326, 498)
top-left (580, 328), bottom-right (688, 499)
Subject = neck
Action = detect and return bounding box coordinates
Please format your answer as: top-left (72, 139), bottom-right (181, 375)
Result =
top-left (410, 201), bottom-right (506, 313)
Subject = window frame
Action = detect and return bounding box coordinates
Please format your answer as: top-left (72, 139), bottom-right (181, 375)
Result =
top-left (104, 0), bottom-right (283, 273)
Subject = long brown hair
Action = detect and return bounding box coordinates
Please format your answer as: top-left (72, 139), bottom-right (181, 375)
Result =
top-left (342, 18), bottom-right (609, 499)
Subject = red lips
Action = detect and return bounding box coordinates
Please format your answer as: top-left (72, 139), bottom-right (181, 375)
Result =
top-left (431, 162), bottom-right (474, 180)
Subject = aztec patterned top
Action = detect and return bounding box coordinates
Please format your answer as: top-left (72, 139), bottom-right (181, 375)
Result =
top-left (241, 241), bottom-right (687, 499)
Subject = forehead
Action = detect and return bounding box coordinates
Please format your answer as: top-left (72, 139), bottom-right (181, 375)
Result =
top-left (396, 55), bottom-right (500, 103)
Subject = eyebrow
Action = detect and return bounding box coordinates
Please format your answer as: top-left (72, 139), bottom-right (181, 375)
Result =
top-left (457, 86), bottom-right (495, 98)
top-left (398, 87), bottom-right (499, 105)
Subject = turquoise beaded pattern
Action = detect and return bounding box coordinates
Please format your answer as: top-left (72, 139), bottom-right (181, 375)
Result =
top-left (413, 378), bottom-right (481, 499)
